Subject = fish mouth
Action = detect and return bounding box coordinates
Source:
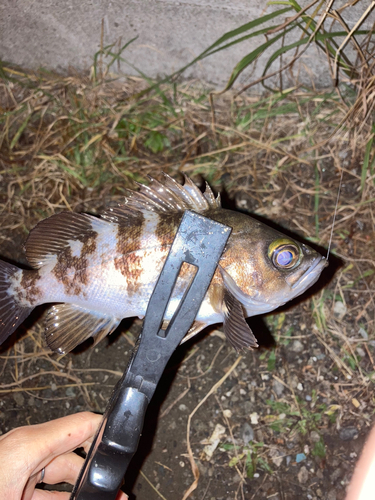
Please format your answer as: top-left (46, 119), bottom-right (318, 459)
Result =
top-left (291, 255), bottom-right (328, 291)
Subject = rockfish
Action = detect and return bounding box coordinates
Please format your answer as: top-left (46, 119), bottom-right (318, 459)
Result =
top-left (0, 174), bottom-right (327, 354)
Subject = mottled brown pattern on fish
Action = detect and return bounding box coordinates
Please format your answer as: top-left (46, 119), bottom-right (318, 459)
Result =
top-left (20, 270), bottom-right (42, 304)
top-left (155, 213), bottom-right (182, 247)
top-left (114, 212), bottom-right (145, 280)
top-left (13, 269), bottom-right (42, 306)
top-left (119, 253), bottom-right (144, 296)
top-left (52, 230), bottom-right (97, 296)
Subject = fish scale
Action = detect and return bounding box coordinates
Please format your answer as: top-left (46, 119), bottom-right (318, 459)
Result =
top-left (0, 173), bottom-right (328, 354)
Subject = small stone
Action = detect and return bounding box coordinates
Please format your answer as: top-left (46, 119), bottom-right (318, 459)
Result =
top-left (297, 383), bottom-right (303, 391)
top-left (359, 327), bottom-right (368, 340)
top-left (292, 340), bottom-right (304, 352)
top-left (333, 301), bottom-right (347, 319)
top-left (339, 427), bottom-right (359, 441)
top-left (327, 489), bottom-right (337, 500)
top-left (250, 412), bottom-right (259, 425)
top-left (356, 347), bottom-right (366, 358)
top-left (13, 392), bottom-right (24, 406)
top-left (65, 387), bottom-right (76, 397)
top-left (242, 423), bottom-right (254, 445)
top-left (223, 409), bottom-right (232, 418)
top-left (305, 395), bottom-right (312, 401)
top-left (330, 468), bottom-right (342, 482)
top-left (310, 431), bottom-right (321, 443)
top-left (273, 379), bottom-right (285, 396)
top-left (298, 466), bottom-right (309, 484)
top-left (256, 429), bottom-right (264, 442)
top-left (51, 382), bottom-right (57, 391)
top-left (269, 448), bottom-right (283, 467)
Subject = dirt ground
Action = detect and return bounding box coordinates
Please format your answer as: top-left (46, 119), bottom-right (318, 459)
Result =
top-left (0, 72), bottom-right (374, 500)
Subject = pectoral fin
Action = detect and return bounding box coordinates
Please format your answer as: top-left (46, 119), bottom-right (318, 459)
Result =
top-left (222, 289), bottom-right (258, 351)
top-left (45, 303), bottom-right (120, 354)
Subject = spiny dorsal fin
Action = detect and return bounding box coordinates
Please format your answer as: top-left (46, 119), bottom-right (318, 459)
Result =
top-left (101, 173), bottom-right (221, 222)
top-left (222, 289), bottom-right (258, 352)
top-left (45, 303), bottom-right (120, 354)
top-left (24, 212), bottom-right (108, 269)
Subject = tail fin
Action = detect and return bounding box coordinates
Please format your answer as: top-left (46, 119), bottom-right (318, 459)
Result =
top-left (0, 260), bottom-right (34, 345)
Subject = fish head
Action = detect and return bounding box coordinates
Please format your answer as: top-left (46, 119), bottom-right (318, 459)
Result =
top-left (216, 210), bottom-right (328, 316)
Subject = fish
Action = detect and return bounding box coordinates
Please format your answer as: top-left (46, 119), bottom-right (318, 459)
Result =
top-left (0, 173), bottom-right (328, 354)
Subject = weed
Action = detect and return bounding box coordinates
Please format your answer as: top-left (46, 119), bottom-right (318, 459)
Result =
top-left (220, 442), bottom-right (271, 479)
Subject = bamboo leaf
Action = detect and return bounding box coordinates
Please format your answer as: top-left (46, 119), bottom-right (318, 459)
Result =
top-left (188, 7), bottom-right (293, 63)
top-left (262, 30), bottom-right (369, 77)
top-left (221, 29), bottom-right (291, 92)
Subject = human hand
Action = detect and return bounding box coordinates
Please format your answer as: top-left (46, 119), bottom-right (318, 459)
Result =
top-left (346, 425), bottom-right (375, 500)
top-left (0, 411), bottom-right (128, 500)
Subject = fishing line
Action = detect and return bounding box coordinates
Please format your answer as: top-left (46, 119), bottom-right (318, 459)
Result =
top-left (326, 168), bottom-right (343, 260)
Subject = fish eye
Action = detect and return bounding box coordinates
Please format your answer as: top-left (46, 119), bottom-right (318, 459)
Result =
top-left (268, 239), bottom-right (301, 270)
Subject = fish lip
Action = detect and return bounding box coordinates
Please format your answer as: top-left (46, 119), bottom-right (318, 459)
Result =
top-left (291, 255), bottom-right (328, 290)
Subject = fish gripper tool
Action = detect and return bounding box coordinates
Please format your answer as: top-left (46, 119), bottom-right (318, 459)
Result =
top-left (71, 210), bottom-right (232, 500)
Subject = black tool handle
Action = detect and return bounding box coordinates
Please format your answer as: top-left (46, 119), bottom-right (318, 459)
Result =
top-left (70, 210), bottom-right (231, 500)
top-left (70, 387), bottom-right (148, 500)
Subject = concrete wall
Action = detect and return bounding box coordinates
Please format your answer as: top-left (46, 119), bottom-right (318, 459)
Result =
top-left (0, 0), bottom-right (373, 88)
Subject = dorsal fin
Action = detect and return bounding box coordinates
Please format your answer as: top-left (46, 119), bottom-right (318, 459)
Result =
top-left (25, 174), bottom-right (221, 267)
top-left (24, 212), bottom-right (107, 269)
top-left (101, 173), bottom-right (221, 222)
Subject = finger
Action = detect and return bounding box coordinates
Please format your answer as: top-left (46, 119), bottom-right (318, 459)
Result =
top-left (32, 491), bottom-right (70, 499)
top-left (32, 490), bottom-right (128, 500)
top-left (0, 412), bottom-right (102, 477)
top-left (23, 452), bottom-right (83, 500)
top-left (36, 453), bottom-right (129, 496)
top-left (41, 452), bottom-right (84, 485)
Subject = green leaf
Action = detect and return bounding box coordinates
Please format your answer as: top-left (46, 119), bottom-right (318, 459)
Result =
top-left (262, 30), bottom-right (369, 77)
top-left (312, 440), bottom-right (326, 458)
top-left (10, 114), bottom-right (31, 150)
top-left (268, 350), bottom-right (276, 371)
top-left (186, 7), bottom-right (292, 65)
top-left (222, 29), bottom-right (290, 91)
